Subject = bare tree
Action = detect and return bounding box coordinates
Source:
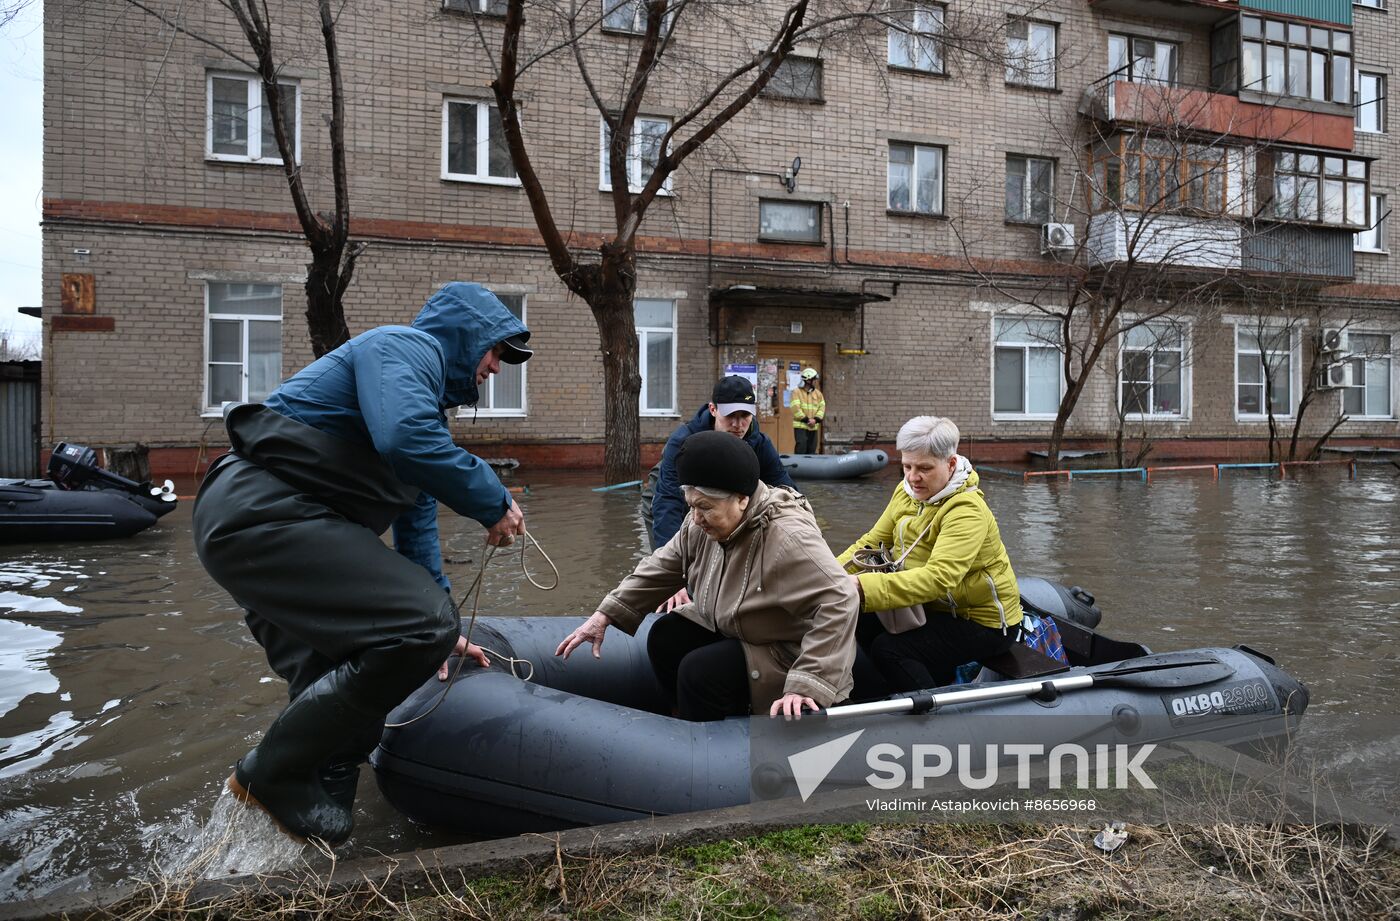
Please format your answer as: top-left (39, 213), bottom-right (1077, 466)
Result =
top-left (116, 0), bottom-right (360, 357)
top-left (0, 326), bottom-right (42, 361)
top-left (474, 0), bottom-right (1004, 482)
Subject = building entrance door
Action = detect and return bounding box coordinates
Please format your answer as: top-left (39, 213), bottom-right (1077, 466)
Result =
top-left (755, 342), bottom-right (824, 454)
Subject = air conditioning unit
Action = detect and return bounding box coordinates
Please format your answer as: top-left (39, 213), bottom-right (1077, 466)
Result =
top-left (1317, 360), bottom-right (1354, 390)
top-left (1318, 327), bottom-right (1345, 353)
top-left (1041, 222), bottom-right (1076, 254)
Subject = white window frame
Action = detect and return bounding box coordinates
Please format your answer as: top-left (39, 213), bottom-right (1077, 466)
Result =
top-left (1341, 330), bottom-right (1394, 419)
top-left (601, 0), bottom-right (674, 34)
top-left (1006, 18), bottom-right (1057, 89)
top-left (888, 2), bottom-right (945, 74)
top-left (1355, 70), bottom-right (1386, 134)
top-left (206, 72), bottom-right (301, 164)
top-left (1233, 323), bottom-right (1299, 421)
top-left (442, 98), bottom-right (521, 185)
top-left (599, 116), bottom-right (673, 194)
top-left (467, 293), bottom-right (528, 417)
top-left (1356, 192), bottom-right (1388, 252)
top-left (1005, 154), bottom-right (1055, 224)
top-left (1354, 0), bottom-right (1386, 8)
top-left (1107, 33), bottom-right (1180, 86)
top-left (1118, 318), bottom-right (1192, 421)
top-left (442, 0), bottom-right (508, 13)
top-left (636, 298), bottom-right (677, 416)
top-left (887, 142), bottom-right (946, 216)
top-left (991, 313), bottom-right (1064, 421)
top-left (202, 282), bottom-right (284, 415)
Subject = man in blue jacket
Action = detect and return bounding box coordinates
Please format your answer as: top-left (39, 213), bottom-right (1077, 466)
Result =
top-left (193, 282), bottom-right (529, 844)
top-left (649, 375), bottom-right (797, 552)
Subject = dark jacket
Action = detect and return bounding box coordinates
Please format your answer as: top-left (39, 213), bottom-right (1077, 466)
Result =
top-left (650, 405), bottom-right (797, 548)
top-left (261, 282), bottom-right (529, 587)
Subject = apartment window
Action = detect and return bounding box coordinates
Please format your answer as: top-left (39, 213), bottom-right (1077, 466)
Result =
top-left (1237, 15), bottom-right (1351, 104)
top-left (635, 299), bottom-right (675, 415)
top-left (888, 143), bottom-right (945, 216)
top-left (1090, 135), bottom-right (1231, 215)
top-left (1270, 152), bottom-right (1368, 227)
top-left (1235, 326), bottom-right (1294, 418)
top-left (759, 199), bottom-right (823, 242)
top-left (443, 99), bottom-right (518, 183)
top-left (442, 0), bottom-right (507, 13)
top-left (1356, 193), bottom-right (1387, 252)
top-left (602, 0), bottom-right (672, 33)
top-left (480, 294), bottom-right (527, 414)
top-left (993, 316), bottom-right (1061, 417)
top-left (763, 55), bottom-right (823, 101)
top-left (1120, 321), bottom-right (1186, 417)
top-left (888, 3), bottom-right (944, 74)
top-left (206, 283), bottom-right (282, 410)
top-left (1355, 71), bottom-right (1386, 134)
top-left (1108, 34), bottom-right (1179, 85)
top-left (1354, 0), bottom-right (1386, 8)
top-left (1006, 155), bottom-right (1054, 224)
top-left (599, 116), bottom-right (671, 193)
top-left (207, 73), bottom-right (299, 163)
top-left (1006, 19), bottom-right (1056, 89)
top-left (1343, 332), bottom-right (1393, 418)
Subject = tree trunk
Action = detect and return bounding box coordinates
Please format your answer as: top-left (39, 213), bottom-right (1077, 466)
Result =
top-left (304, 246), bottom-right (354, 358)
top-left (588, 248), bottom-right (643, 484)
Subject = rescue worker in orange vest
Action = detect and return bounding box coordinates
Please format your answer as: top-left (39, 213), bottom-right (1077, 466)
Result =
top-left (791, 367), bottom-right (825, 455)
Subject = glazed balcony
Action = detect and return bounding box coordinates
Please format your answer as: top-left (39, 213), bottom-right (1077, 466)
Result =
top-left (1090, 0), bottom-right (1352, 27)
top-left (1082, 79), bottom-right (1355, 151)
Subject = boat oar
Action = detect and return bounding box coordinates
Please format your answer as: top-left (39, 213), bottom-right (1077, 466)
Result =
top-left (823, 654), bottom-right (1237, 720)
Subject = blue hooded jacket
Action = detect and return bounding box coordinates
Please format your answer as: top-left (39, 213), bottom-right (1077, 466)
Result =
top-left (650, 404), bottom-right (797, 549)
top-left (263, 282), bottom-right (529, 587)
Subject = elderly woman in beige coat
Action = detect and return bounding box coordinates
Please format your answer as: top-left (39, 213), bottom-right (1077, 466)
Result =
top-left (557, 430), bottom-right (859, 720)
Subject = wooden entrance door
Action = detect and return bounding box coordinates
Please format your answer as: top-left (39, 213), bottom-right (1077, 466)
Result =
top-left (756, 342), bottom-right (824, 454)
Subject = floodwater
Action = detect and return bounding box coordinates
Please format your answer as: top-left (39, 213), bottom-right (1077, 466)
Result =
top-left (2, 464), bottom-right (1398, 903)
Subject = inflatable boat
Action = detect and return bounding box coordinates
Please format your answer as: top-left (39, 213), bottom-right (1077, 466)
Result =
top-left (781, 449), bottom-right (888, 480)
top-left (0, 443), bottom-right (178, 543)
top-left (372, 580), bottom-right (1308, 835)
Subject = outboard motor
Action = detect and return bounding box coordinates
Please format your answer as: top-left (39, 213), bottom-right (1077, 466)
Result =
top-left (1018, 577), bottom-right (1102, 629)
top-left (47, 443), bottom-right (178, 516)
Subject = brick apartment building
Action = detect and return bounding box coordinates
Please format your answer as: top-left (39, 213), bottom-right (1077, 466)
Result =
top-left (40, 0), bottom-right (1399, 476)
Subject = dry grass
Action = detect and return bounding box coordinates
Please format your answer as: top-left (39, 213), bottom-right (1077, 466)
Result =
top-left (79, 821), bottom-right (1399, 921)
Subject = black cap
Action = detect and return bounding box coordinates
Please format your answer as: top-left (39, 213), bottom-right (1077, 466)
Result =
top-left (676, 430), bottom-right (760, 497)
top-left (711, 375), bottom-right (757, 417)
top-left (498, 333), bottom-right (532, 364)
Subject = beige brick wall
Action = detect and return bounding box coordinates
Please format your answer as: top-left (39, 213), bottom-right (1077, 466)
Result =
top-left (41, 0), bottom-right (1400, 455)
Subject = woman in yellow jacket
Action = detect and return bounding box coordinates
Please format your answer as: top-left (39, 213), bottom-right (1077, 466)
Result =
top-left (837, 416), bottom-right (1023, 692)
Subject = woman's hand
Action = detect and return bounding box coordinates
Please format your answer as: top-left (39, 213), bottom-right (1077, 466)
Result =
top-left (770, 693), bottom-right (820, 719)
top-left (438, 635), bottom-right (491, 681)
top-left (662, 587), bottom-right (691, 612)
top-left (555, 612), bottom-right (612, 660)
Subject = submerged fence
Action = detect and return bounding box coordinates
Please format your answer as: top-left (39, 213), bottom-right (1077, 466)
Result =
top-left (980, 457), bottom-right (1359, 483)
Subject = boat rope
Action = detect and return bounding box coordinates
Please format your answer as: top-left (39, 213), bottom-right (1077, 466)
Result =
top-left (383, 528), bottom-right (558, 728)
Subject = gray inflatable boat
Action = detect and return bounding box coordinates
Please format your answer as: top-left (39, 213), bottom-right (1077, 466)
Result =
top-left (781, 449), bottom-right (889, 479)
top-left (371, 579), bottom-right (1307, 835)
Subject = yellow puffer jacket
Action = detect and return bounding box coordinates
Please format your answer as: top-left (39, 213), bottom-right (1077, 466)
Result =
top-left (791, 386), bottom-right (825, 432)
top-left (836, 469), bottom-right (1022, 632)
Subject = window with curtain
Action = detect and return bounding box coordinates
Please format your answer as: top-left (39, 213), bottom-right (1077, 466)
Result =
top-left (1355, 71), bottom-right (1386, 134)
top-left (763, 56), bottom-right (823, 101)
top-left (1343, 332), bottom-right (1393, 418)
top-left (207, 73), bottom-right (299, 163)
top-left (636, 299), bottom-right (676, 415)
top-left (759, 200), bottom-right (823, 242)
top-left (205, 283), bottom-right (282, 411)
top-left (1120, 321), bottom-right (1186, 417)
top-left (1007, 19), bottom-right (1056, 88)
top-left (888, 3), bottom-right (945, 74)
top-left (993, 316), bottom-right (1061, 416)
top-left (599, 116), bottom-right (671, 193)
top-left (1355, 193), bottom-right (1387, 252)
top-left (888, 142), bottom-right (945, 215)
top-left (480, 294), bottom-right (527, 414)
top-left (1108, 34), bottom-right (1179, 85)
top-left (1006, 155), bottom-right (1054, 223)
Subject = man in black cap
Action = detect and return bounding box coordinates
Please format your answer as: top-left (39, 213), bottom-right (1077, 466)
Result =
top-left (647, 375), bottom-right (797, 552)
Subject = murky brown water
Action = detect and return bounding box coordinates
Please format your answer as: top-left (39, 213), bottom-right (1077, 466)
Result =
top-left (2, 465), bottom-right (1398, 902)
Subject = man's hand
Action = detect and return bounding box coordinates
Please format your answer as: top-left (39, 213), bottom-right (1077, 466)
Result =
top-left (438, 634), bottom-right (490, 681)
top-left (770, 693), bottom-right (820, 719)
top-left (486, 498), bottom-right (525, 547)
top-left (662, 587), bottom-right (691, 612)
top-left (556, 612), bottom-right (611, 660)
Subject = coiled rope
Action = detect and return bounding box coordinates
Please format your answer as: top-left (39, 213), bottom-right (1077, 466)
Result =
top-left (383, 528), bottom-right (558, 728)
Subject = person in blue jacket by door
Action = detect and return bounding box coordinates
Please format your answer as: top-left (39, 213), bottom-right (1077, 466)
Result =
top-left (193, 282), bottom-right (530, 845)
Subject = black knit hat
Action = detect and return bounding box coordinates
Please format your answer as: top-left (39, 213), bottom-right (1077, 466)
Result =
top-left (676, 430), bottom-right (760, 496)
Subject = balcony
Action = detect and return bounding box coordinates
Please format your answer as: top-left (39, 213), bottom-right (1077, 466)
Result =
top-left (1090, 0), bottom-right (1352, 26)
top-left (1082, 79), bottom-right (1355, 151)
top-left (1242, 224), bottom-right (1354, 278)
top-left (1086, 212), bottom-right (1242, 270)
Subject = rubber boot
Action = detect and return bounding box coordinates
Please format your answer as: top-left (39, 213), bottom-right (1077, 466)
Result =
top-left (227, 666), bottom-right (380, 844)
top-left (318, 721), bottom-right (385, 814)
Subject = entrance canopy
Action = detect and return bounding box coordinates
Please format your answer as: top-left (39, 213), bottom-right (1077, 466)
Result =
top-left (708, 285), bottom-right (891, 311)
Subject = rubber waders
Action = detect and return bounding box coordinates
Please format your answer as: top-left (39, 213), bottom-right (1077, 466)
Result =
top-left (227, 665), bottom-right (382, 844)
